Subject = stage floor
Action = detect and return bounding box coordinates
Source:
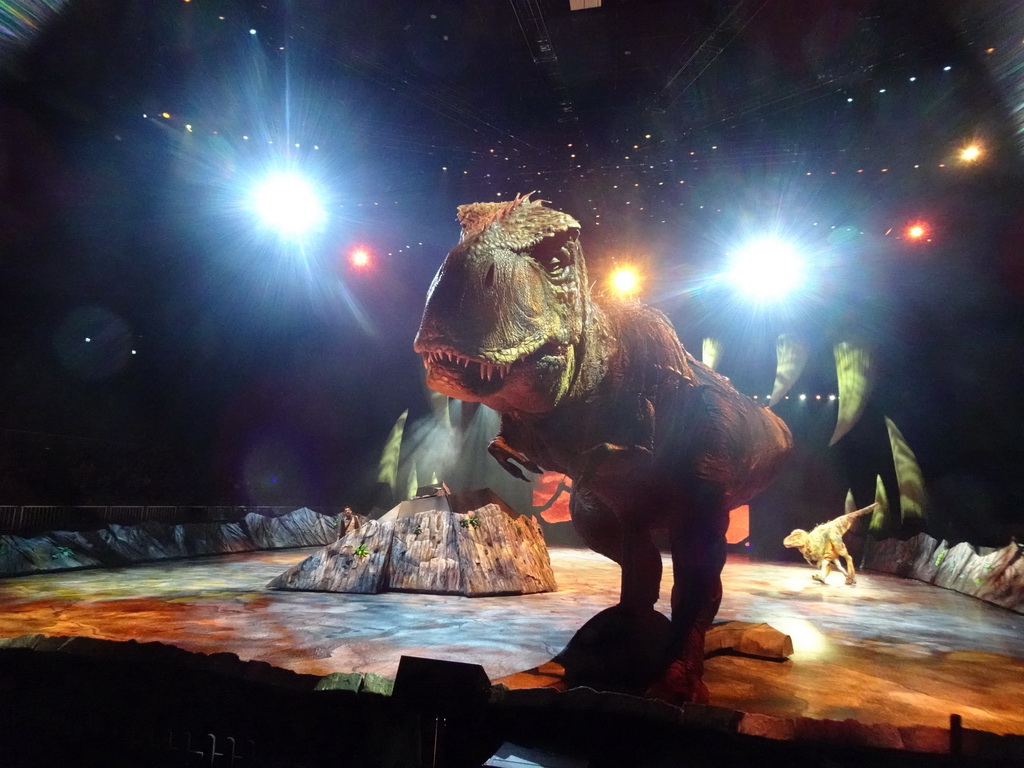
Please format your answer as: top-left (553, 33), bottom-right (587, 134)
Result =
top-left (1, 547), bottom-right (1022, 737)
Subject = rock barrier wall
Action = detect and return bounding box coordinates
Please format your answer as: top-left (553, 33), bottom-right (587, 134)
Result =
top-left (2, 516), bottom-right (1021, 618)
top-left (863, 532), bottom-right (1024, 614)
top-left (0, 507), bottom-right (345, 577)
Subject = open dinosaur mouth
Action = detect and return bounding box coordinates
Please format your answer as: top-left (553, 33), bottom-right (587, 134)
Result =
top-left (418, 339), bottom-right (566, 395)
top-left (421, 348), bottom-right (516, 383)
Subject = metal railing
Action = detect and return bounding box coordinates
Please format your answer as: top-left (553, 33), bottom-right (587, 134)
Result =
top-left (0, 504), bottom-right (315, 536)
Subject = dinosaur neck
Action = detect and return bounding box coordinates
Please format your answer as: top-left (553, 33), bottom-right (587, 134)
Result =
top-left (563, 294), bottom-right (611, 404)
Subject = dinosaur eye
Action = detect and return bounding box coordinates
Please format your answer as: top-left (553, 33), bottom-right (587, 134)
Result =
top-left (530, 229), bottom-right (577, 280)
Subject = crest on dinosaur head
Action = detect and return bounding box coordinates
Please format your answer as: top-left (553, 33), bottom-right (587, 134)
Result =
top-left (414, 193), bottom-right (591, 414)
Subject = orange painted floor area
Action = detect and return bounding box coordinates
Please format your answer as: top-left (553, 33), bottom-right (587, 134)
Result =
top-left (0, 547), bottom-right (1022, 737)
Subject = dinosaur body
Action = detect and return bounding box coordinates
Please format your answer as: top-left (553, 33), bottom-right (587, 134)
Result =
top-left (784, 503), bottom-right (877, 585)
top-left (413, 194), bottom-right (792, 703)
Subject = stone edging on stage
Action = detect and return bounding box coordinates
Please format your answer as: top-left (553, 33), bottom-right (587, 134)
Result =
top-left (863, 532), bottom-right (1024, 614)
top-left (3, 516), bottom-right (1023, 619)
top-left (0, 506), bottom-right (346, 576)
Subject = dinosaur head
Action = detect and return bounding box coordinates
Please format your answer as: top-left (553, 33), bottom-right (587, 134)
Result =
top-left (782, 529), bottom-right (809, 550)
top-left (413, 194), bottom-right (589, 414)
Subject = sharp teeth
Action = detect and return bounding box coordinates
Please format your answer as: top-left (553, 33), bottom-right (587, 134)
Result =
top-left (426, 349), bottom-right (514, 383)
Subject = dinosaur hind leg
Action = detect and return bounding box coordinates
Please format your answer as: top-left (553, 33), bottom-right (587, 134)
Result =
top-left (570, 488), bottom-right (662, 608)
top-left (558, 488), bottom-right (668, 693)
top-left (837, 548), bottom-right (857, 585)
top-left (648, 488), bottom-right (729, 705)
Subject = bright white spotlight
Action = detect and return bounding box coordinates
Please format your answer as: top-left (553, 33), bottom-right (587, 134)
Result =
top-left (725, 238), bottom-right (805, 302)
top-left (251, 172), bottom-right (327, 237)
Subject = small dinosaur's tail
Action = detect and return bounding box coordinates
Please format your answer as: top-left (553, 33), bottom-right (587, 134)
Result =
top-left (833, 503), bottom-right (878, 536)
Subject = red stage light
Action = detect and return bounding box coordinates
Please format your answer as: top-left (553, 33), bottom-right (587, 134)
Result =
top-left (349, 248), bottom-right (371, 268)
top-left (904, 222), bottom-right (930, 242)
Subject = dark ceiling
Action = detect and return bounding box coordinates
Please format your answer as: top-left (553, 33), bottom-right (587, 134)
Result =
top-left (2, 0), bottom-right (1018, 246)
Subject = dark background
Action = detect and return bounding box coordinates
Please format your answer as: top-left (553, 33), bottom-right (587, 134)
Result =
top-left (1, 0), bottom-right (1022, 548)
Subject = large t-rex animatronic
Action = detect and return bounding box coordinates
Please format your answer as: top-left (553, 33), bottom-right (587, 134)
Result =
top-left (413, 194), bottom-right (793, 703)
top-left (784, 503), bottom-right (877, 585)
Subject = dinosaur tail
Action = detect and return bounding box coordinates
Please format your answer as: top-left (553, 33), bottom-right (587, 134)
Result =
top-left (834, 503), bottom-right (878, 536)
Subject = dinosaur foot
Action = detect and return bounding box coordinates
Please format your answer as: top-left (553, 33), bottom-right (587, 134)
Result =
top-left (554, 604), bottom-right (671, 695)
top-left (645, 661), bottom-right (710, 706)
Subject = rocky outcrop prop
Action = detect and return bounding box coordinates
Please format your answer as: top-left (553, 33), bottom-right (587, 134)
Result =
top-left (703, 620), bottom-right (794, 659)
top-left (267, 519), bottom-right (396, 594)
top-left (0, 507), bottom-right (354, 577)
top-left (863, 532), bottom-right (1024, 614)
top-left (267, 503), bottom-right (556, 597)
top-left (547, 609), bottom-right (793, 695)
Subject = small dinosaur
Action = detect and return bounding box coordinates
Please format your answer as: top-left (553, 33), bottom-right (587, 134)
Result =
top-left (413, 194), bottom-right (792, 703)
top-left (783, 503), bottom-right (878, 585)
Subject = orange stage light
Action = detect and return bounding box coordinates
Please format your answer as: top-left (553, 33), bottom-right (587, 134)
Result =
top-left (609, 266), bottom-right (641, 298)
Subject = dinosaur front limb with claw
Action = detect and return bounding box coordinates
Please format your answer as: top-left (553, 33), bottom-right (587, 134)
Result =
top-left (488, 435), bottom-right (543, 481)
